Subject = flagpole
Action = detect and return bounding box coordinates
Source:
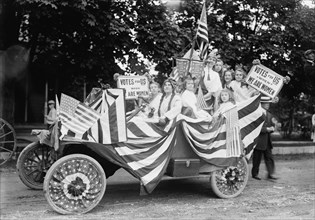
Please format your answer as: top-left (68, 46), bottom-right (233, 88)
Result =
top-left (186, 37), bottom-right (196, 77)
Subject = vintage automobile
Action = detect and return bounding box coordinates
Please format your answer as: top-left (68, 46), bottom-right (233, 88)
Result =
top-left (17, 88), bottom-right (265, 214)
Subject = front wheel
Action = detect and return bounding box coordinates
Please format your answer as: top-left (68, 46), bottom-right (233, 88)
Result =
top-left (17, 142), bottom-right (54, 189)
top-left (210, 157), bottom-right (249, 198)
top-left (44, 154), bottom-right (106, 214)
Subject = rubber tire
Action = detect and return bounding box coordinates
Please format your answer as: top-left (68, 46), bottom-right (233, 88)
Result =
top-left (17, 142), bottom-right (52, 190)
top-left (44, 154), bottom-right (106, 215)
top-left (210, 157), bottom-right (249, 199)
top-left (0, 118), bottom-right (17, 166)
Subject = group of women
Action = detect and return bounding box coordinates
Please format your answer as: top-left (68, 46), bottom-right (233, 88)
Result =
top-left (131, 54), bottom-right (262, 126)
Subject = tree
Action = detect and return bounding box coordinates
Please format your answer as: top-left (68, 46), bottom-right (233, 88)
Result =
top-left (2, 0), bottom-right (315, 129)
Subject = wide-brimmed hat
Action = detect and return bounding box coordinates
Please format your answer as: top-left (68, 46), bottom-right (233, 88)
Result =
top-left (48, 100), bottom-right (55, 105)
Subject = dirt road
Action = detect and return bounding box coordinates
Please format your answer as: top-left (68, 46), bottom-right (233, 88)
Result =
top-left (1, 156), bottom-right (314, 219)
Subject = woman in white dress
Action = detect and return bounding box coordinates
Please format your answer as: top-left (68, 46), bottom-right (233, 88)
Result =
top-left (155, 78), bottom-right (182, 125)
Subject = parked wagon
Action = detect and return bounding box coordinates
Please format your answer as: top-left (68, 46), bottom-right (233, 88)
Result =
top-left (0, 118), bottom-right (17, 166)
top-left (17, 88), bottom-right (265, 214)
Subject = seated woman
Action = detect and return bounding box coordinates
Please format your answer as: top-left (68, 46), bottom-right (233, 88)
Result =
top-left (181, 77), bottom-right (212, 121)
top-left (137, 81), bottom-right (162, 117)
top-left (155, 78), bottom-right (182, 126)
top-left (130, 78), bottom-right (182, 126)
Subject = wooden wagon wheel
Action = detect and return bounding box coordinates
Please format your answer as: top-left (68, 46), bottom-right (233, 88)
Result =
top-left (17, 142), bottom-right (54, 189)
top-left (0, 118), bottom-right (17, 166)
top-left (210, 157), bottom-right (249, 198)
top-left (44, 154), bottom-right (106, 214)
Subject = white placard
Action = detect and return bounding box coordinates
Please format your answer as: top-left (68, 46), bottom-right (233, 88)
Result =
top-left (245, 64), bottom-right (284, 98)
top-left (117, 76), bottom-right (149, 100)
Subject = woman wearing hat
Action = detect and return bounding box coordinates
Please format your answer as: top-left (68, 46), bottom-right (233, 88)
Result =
top-left (45, 100), bottom-right (57, 129)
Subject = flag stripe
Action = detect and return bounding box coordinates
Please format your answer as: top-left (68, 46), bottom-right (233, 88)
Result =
top-left (109, 102), bottom-right (119, 143)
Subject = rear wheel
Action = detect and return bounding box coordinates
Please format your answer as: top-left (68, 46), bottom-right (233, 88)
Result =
top-left (44, 154), bottom-right (106, 214)
top-left (210, 157), bottom-right (249, 198)
top-left (17, 142), bottom-right (54, 189)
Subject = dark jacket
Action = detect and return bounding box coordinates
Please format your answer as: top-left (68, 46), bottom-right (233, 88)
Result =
top-left (255, 111), bottom-right (274, 151)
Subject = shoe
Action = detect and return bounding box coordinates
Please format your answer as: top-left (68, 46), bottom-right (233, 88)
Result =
top-left (268, 175), bottom-right (278, 180)
top-left (252, 176), bottom-right (261, 180)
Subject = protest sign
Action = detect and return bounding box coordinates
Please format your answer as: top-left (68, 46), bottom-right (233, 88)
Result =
top-left (117, 76), bottom-right (149, 100)
top-left (176, 58), bottom-right (189, 76)
top-left (176, 58), bottom-right (204, 78)
top-left (189, 60), bottom-right (204, 78)
top-left (245, 64), bottom-right (284, 98)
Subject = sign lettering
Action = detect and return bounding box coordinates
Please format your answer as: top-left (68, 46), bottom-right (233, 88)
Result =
top-left (245, 64), bottom-right (284, 98)
top-left (117, 76), bottom-right (149, 100)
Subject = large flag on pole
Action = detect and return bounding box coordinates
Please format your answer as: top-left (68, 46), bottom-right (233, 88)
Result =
top-left (196, 2), bottom-right (209, 60)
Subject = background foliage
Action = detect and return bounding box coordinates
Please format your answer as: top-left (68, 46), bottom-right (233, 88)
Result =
top-left (1, 0), bottom-right (315, 138)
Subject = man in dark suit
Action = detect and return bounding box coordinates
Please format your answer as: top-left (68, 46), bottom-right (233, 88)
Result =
top-left (251, 96), bottom-right (278, 180)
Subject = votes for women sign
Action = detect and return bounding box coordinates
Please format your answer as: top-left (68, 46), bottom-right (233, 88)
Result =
top-left (117, 75), bottom-right (149, 100)
top-left (245, 64), bottom-right (284, 98)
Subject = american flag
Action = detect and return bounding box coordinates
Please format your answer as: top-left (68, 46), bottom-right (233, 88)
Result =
top-left (196, 2), bottom-right (209, 60)
top-left (59, 94), bottom-right (100, 138)
top-left (196, 85), bottom-right (210, 110)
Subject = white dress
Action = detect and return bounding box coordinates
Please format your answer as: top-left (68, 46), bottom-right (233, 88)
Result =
top-left (181, 90), bottom-right (212, 121)
top-left (155, 94), bottom-right (182, 120)
top-left (229, 81), bottom-right (256, 103)
top-left (203, 67), bottom-right (223, 94)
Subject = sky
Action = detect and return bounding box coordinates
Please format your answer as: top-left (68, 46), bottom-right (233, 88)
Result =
top-left (302, 0), bottom-right (315, 8)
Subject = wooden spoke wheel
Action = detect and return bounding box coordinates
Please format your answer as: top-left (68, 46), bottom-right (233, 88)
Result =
top-left (17, 142), bottom-right (54, 189)
top-left (210, 157), bottom-right (249, 198)
top-left (0, 118), bottom-right (17, 166)
top-left (44, 154), bottom-right (106, 214)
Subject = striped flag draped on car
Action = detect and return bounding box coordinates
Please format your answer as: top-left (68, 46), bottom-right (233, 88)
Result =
top-left (113, 117), bottom-right (177, 194)
top-left (86, 89), bottom-right (127, 144)
top-left (59, 94), bottom-right (100, 139)
top-left (181, 95), bottom-right (265, 166)
top-left (196, 2), bottom-right (209, 60)
top-left (107, 95), bottom-right (265, 194)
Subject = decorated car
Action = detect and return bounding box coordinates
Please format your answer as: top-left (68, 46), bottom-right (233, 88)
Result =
top-left (17, 86), bottom-right (265, 214)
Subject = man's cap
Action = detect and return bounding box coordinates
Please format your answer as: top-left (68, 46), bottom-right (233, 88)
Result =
top-left (304, 49), bottom-right (315, 57)
top-left (48, 100), bottom-right (55, 105)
